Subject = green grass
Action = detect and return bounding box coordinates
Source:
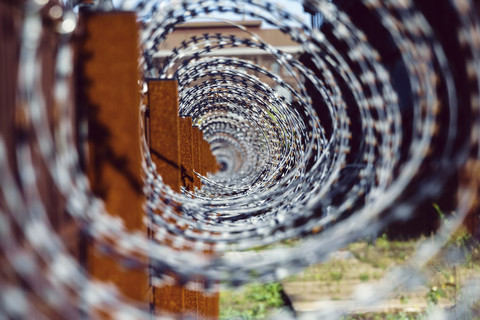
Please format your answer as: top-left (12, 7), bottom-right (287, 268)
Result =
top-left (330, 270), bottom-right (343, 281)
top-left (220, 283), bottom-right (284, 320)
top-left (359, 272), bottom-right (370, 282)
top-left (343, 308), bottom-right (480, 320)
top-left (220, 219), bottom-right (480, 319)
top-left (342, 311), bottom-right (424, 320)
top-left (286, 239), bottom-right (418, 284)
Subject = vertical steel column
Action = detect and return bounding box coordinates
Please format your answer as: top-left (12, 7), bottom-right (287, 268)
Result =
top-left (147, 79), bottom-right (184, 313)
top-left (179, 117), bottom-right (195, 192)
top-left (76, 11), bottom-right (149, 308)
top-left (147, 79), bottom-right (218, 318)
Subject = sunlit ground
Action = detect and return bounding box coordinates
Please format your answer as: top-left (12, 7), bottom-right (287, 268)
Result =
top-left (220, 229), bottom-right (480, 319)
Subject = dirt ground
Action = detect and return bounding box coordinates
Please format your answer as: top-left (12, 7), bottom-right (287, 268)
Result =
top-left (220, 234), bottom-right (480, 319)
top-left (281, 237), bottom-right (480, 316)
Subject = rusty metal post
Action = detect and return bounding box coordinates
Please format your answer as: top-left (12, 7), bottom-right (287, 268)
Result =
top-left (198, 130), bottom-right (207, 177)
top-left (0, 0), bottom-right (23, 189)
top-left (76, 10), bottom-right (148, 305)
top-left (179, 117), bottom-right (200, 317)
top-left (179, 117), bottom-right (195, 192)
top-left (147, 79), bottom-right (184, 313)
top-left (147, 80), bottom-right (182, 193)
top-left (147, 80), bottom-right (218, 318)
top-left (192, 126), bottom-right (202, 189)
top-left (195, 128), bottom-right (220, 318)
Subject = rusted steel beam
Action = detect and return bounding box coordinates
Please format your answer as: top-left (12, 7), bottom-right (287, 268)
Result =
top-left (147, 80), bottom-right (218, 318)
top-left (198, 130), bottom-right (207, 177)
top-left (76, 10), bottom-right (148, 304)
top-left (147, 79), bottom-right (184, 314)
top-left (195, 130), bottom-right (220, 318)
top-left (180, 117), bottom-right (219, 318)
top-left (192, 126), bottom-right (202, 189)
top-left (179, 117), bottom-right (195, 192)
top-left (147, 80), bottom-right (182, 193)
top-left (0, 0), bottom-right (23, 187)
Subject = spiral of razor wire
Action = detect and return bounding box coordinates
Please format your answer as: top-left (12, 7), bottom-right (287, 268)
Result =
top-left (1, 0), bottom-right (480, 318)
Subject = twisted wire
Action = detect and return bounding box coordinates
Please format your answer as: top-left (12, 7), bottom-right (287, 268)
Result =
top-left (1, 0), bottom-right (480, 318)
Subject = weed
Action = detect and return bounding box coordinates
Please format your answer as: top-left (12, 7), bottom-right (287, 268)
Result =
top-left (222, 216), bottom-right (479, 319)
top-left (399, 294), bottom-right (409, 305)
top-left (359, 272), bottom-right (370, 282)
top-left (376, 233), bottom-right (390, 250)
top-left (314, 273), bottom-right (324, 281)
top-left (343, 312), bottom-right (423, 320)
top-left (245, 283), bottom-right (284, 308)
top-left (330, 270), bottom-right (343, 281)
top-left (432, 203), bottom-right (445, 222)
top-left (426, 286), bottom-right (446, 305)
top-left (386, 312), bottom-right (411, 320)
top-left (220, 282), bottom-right (285, 319)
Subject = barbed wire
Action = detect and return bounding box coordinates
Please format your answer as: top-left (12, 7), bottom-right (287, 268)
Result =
top-left (1, 0), bottom-right (480, 318)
